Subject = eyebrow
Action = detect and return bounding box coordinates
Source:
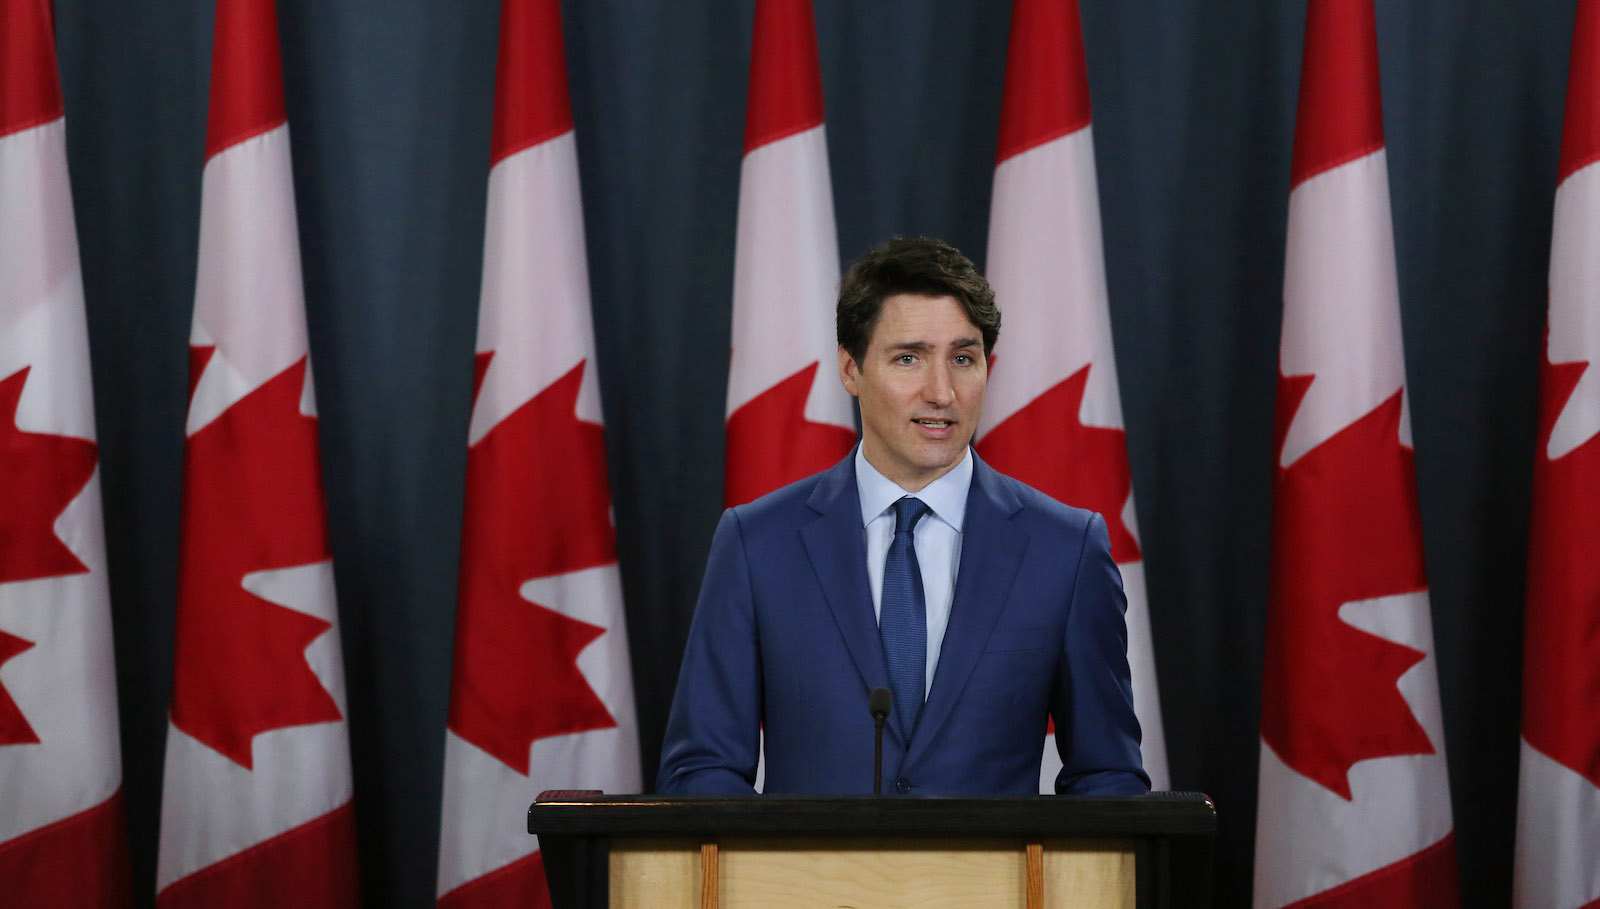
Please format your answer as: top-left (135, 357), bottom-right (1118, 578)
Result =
top-left (885, 337), bottom-right (982, 353)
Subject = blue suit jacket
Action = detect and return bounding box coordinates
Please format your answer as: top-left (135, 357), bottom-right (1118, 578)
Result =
top-left (657, 450), bottom-right (1148, 796)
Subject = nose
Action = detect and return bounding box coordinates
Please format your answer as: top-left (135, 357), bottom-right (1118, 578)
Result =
top-left (922, 360), bottom-right (955, 407)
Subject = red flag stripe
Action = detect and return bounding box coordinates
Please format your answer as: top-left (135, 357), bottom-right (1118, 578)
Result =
top-left (204, 0), bottom-right (288, 161)
top-left (1281, 834), bottom-right (1460, 909)
top-left (1289, 0), bottom-right (1385, 188)
top-left (743, 0), bottom-right (826, 153)
top-left (0, 790), bottom-right (133, 909)
top-left (156, 803), bottom-right (360, 909)
top-left (438, 851), bottom-right (552, 909)
top-left (490, 0), bottom-right (574, 165)
top-left (0, 0), bottom-right (63, 137)
top-left (995, 0), bottom-right (1092, 164)
top-left (1559, 0), bottom-right (1600, 184)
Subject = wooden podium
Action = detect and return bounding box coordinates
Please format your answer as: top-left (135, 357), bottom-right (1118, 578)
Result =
top-left (528, 792), bottom-right (1215, 909)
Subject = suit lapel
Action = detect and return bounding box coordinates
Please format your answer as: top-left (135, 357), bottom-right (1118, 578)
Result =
top-left (799, 455), bottom-right (900, 742)
top-left (907, 454), bottom-right (1025, 763)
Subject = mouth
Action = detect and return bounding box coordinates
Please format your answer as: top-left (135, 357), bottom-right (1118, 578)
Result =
top-left (912, 418), bottom-right (956, 437)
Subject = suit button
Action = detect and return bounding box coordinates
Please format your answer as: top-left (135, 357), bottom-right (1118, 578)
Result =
top-left (895, 777), bottom-right (911, 794)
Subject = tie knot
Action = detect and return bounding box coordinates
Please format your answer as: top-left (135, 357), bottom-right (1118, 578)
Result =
top-left (892, 497), bottom-right (930, 535)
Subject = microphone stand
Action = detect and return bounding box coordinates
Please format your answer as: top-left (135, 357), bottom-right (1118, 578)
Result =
top-left (869, 687), bottom-right (892, 795)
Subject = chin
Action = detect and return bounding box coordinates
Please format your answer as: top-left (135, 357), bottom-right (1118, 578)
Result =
top-left (914, 445), bottom-right (964, 471)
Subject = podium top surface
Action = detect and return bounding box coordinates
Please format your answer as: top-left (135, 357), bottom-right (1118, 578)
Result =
top-left (528, 792), bottom-right (1216, 840)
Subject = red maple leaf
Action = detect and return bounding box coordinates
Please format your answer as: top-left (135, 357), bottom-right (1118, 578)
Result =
top-left (1261, 374), bottom-right (1434, 799)
top-left (0, 630), bottom-right (41, 746)
top-left (169, 353), bottom-right (342, 768)
top-left (0, 366), bottom-right (98, 748)
top-left (976, 364), bottom-right (1140, 562)
top-left (0, 367), bottom-right (99, 583)
top-left (447, 357), bottom-right (620, 775)
top-left (724, 362), bottom-right (857, 507)
top-left (1522, 350), bottom-right (1600, 789)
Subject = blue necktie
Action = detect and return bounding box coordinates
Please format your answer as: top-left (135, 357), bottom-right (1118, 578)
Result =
top-left (880, 496), bottom-right (930, 741)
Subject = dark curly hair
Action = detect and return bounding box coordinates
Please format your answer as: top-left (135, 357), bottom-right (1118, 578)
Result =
top-left (836, 236), bottom-right (1001, 364)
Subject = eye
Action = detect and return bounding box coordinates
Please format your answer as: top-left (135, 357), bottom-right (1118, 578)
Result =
top-left (953, 354), bottom-right (973, 365)
top-left (895, 354), bottom-right (918, 365)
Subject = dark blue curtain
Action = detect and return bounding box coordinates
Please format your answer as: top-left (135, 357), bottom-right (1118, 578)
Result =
top-left (53, 0), bottom-right (1569, 905)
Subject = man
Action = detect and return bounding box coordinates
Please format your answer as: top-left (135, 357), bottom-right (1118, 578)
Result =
top-left (658, 237), bottom-right (1148, 796)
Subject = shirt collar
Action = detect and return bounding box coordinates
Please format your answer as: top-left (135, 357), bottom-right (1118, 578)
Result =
top-left (855, 445), bottom-right (973, 532)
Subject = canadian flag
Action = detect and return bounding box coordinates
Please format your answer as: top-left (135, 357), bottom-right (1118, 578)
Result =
top-left (723, 0), bottom-right (855, 509)
top-left (1253, 1), bottom-right (1458, 906)
top-left (435, 0), bottom-right (641, 904)
top-left (155, 0), bottom-right (361, 904)
top-left (975, 0), bottom-right (1169, 794)
top-left (0, 0), bottom-right (133, 904)
top-left (1513, 2), bottom-right (1600, 906)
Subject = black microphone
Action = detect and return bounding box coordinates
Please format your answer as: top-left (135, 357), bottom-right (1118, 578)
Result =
top-left (869, 686), bottom-right (893, 795)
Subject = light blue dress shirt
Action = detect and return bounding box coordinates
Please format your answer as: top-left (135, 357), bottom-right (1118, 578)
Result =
top-left (855, 445), bottom-right (973, 698)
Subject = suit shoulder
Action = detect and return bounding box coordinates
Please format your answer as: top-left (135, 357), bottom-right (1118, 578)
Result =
top-left (727, 469), bottom-right (829, 530)
top-left (989, 469), bottom-right (1100, 537)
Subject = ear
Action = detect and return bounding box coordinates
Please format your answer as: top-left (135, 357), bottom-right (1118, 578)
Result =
top-left (838, 346), bottom-right (860, 397)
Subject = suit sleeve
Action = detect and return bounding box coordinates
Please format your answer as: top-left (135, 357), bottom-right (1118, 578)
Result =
top-left (656, 508), bottom-right (762, 794)
top-left (1053, 512), bottom-right (1151, 795)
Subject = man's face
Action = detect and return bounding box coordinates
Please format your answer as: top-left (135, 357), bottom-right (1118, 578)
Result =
top-left (839, 293), bottom-right (988, 492)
